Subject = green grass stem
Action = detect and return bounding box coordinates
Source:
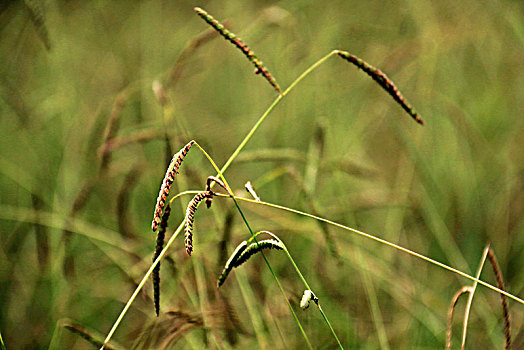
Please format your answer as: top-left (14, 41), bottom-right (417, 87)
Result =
top-left (215, 194), bottom-right (524, 306)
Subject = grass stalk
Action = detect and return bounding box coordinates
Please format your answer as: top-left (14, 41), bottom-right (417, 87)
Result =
top-left (215, 194), bottom-right (524, 306)
top-left (359, 250), bottom-right (390, 350)
top-left (460, 245), bottom-right (490, 349)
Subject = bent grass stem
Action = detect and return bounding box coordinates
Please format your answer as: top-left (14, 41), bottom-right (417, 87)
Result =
top-left (461, 245), bottom-right (490, 349)
top-left (215, 194), bottom-right (524, 306)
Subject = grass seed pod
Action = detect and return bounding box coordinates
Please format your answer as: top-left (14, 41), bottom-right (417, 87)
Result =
top-left (336, 50), bottom-right (423, 125)
top-left (300, 289), bottom-right (318, 310)
top-left (184, 191), bottom-right (208, 255)
top-left (233, 239), bottom-right (284, 268)
top-left (194, 7), bottom-right (281, 94)
top-left (217, 240), bottom-right (249, 287)
top-left (152, 140), bottom-right (195, 231)
top-left (153, 203), bottom-right (171, 316)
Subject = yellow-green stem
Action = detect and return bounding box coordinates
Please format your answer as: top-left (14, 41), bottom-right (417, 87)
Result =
top-left (216, 194), bottom-right (524, 306)
top-left (263, 231), bottom-right (343, 350)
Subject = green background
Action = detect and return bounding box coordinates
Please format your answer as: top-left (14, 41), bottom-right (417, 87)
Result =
top-left (0, 0), bottom-right (522, 348)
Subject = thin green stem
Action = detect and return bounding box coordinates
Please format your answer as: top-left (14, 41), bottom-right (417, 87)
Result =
top-left (278, 240), bottom-right (344, 349)
top-left (101, 221), bottom-right (185, 349)
top-left (215, 194), bottom-right (524, 306)
top-left (218, 50), bottom-right (339, 176)
top-left (168, 190), bottom-right (201, 206)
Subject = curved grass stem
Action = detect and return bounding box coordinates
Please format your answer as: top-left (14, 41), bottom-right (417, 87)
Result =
top-left (267, 233), bottom-right (344, 349)
top-left (215, 194), bottom-right (524, 306)
top-left (218, 50), bottom-right (339, 176)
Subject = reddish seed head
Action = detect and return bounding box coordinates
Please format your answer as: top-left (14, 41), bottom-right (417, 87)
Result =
top-left (152, 140), bottom-right (195, 232)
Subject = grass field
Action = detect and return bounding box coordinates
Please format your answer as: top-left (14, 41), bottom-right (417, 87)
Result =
top-left (0, 1), bottom-right (523, 348)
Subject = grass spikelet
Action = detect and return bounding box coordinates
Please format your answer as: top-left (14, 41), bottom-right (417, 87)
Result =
top-left (152, 140), bottom-right (195, 231)
top-left (194, 7), bottom-right (282, 94)
top-left (244, 181), bottom-right (260, 201)
top-left (233, 239), bottom-right (284, 268)
top-left (217, 240), bottom-right (248, 287)
top-left (153, 203), bottom-right (171, 317)
top-left (300, 289), bottom-right (319, 310)
top-left (206, 175), bottom-right (228, 192)
top-left (336, 50), bottom-right (423, 125)
top-left (446, 286), bottom-right (471, 350)
top-left (184, 191), bottom-right (207, 255)
top-left (487, 248), bottom-right (512, 350)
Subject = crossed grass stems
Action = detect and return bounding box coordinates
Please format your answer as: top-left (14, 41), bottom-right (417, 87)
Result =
top-left (99, 7), bottom-right (521, 349)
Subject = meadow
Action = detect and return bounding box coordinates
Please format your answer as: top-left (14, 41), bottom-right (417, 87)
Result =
top-left (0, 1), bottom-right (523, 349)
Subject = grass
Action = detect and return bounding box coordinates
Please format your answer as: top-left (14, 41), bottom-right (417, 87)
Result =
top-left (0, 0), bottom-right (523, 348)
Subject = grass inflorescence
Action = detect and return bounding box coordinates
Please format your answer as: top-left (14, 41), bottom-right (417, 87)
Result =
top-left (487, 248), bottom-right (512, 350)
top-left (446, 286), bottom-right (472, 350)
top-left (152, 140), bottom-right (195, 232)
top-left (153, 203), bottom-right (171, 316)
top-left (194, 7), bottom-right (282, 94)
top-left (183, 191), bottom-right (207, 256)
top-left (217, 238), bottom-right (284, 287)
top-left (336, 50), bottom-right (423, 125)
top-left (2, 2), bottom-right (522, 349)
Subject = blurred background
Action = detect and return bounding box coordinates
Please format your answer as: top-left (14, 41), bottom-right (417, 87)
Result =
top-left (0, 0), bottom-right (523, 348)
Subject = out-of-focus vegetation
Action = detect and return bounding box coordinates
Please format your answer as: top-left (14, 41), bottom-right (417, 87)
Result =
top-left (0, 0), bottom-right (523, 348)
